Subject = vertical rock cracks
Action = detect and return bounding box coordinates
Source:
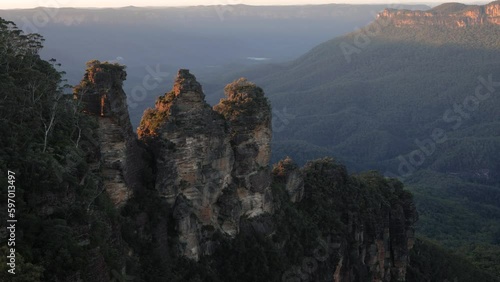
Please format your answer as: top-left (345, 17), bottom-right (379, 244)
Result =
top-left (138, 70), bottom-right (273, 260)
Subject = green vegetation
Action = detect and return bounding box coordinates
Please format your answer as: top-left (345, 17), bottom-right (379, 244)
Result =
top-left (3, 9), bottom-right (500, 280)
top-left (407, 237), bottom-right (499, 282)
top-left (127, 157), bottom-right (417, 281)
top-left (137, 91), bottom-right (178, 139)
top-left (74, 59), bottom-right (126, 90)
top-left (0, 18), bottom-right (125, 280)
top-left (213, 14), bottom-right (500, 277)
top-left (214, 77), bottom-right (271, 123)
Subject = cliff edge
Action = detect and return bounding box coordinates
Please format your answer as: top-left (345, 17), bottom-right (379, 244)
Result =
top-left (378, 1), bottom-right (500, 28)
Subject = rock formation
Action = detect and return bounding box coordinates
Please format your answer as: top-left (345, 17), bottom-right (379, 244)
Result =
top-left (135, 71), bottom-right (418, 281)
top-left (137, 70), bottom-right (273, 260)
top-left (74, 60), bottom-right (143, 207)
top-left (213, 78), bottom-right (274, 217)
top-left (272, 156), bottom-right (305, 203)
top-left (72, 63), bottom-right (419, 280)
top-left (378, 1), bottom-right (500, 28)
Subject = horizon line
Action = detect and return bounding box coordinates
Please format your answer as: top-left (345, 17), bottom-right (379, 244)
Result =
top-left (0, 1), bottom-right (491, 11)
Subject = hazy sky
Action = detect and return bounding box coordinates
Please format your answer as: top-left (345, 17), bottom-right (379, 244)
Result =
top-left (0, 0), bottom-right (473, 9)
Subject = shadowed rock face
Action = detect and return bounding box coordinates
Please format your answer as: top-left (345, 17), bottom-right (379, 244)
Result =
top-left (378, 1), bottom-right (500, 28)
top-left (272, 157), bottom-right (305, 203)
top-left (74, 60), bottom-right (144, 207)
top-left (331, 206), bottom-right (417, 282)
top-left (138, 70), bottom-right (273, 260)
top-left (214, 78), bottom-right (274, 217)
top-left (295, 159), bottom-right (418, 282)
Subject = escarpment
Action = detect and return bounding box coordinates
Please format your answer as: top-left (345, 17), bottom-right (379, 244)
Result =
top-left (378, 1), bottom-right (500, 28)
top-left (138, 70), bottom-right (274, 260)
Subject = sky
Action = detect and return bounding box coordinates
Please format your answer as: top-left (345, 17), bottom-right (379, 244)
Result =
top-left (0, 0), bottom-right (482, 9)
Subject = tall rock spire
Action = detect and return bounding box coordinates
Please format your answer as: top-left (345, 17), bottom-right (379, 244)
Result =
top-left (74, 60), bottom-right (143, 207)
top-left (214, 78), bottom-right (274, 217)
top-left (137, 70), bottom-right (274, 260)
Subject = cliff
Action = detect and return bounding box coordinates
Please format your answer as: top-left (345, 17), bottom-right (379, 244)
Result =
top-left (213, 77), bottom-right (274, 217)
top-left (133, 70), bottom-right (418, 281)
top-left (271, 158), bottom-right (417, 282)
top-left (72, 65), bottom-right (418, 279)
top-left (137, 70), bottom-right (273, 260)
top-left (74, 60), bottom-right (144, 207)
top-left (378, 1), bottom-right (500, 28)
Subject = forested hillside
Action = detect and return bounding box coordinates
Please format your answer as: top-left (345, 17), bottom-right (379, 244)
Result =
top-left (204, 1), bottom-right (500, 277)
top-left (0, 18), bottom-right (123, 280)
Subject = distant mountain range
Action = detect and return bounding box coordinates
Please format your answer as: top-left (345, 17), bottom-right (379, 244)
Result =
top-left (0, 4), bottom-right (428, 125)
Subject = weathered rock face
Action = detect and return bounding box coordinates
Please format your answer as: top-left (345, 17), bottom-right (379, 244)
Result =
top-left (340, 204), bottom-right (417, 282)
top-left (272, 157), bottom-right (304, 203)
top-left (138, 70), bottom-right (273, 260)
top-left (74, 60), bottom-right (143, 207)
top-left (134, 71), bottom-right (417, 280)
top-left (214, 78), bottom-right (274, 217)
top-left (378, 1), bottom-right (500, 28)
top-left (71, 62), bottom-right (418, 279)
top-left (97, 117), bottom-right (130, 207)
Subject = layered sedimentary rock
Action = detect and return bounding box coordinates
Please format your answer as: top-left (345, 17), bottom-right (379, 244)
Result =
top-left (137, 70), bottom-right (273, 260)
top-left (327, 207), bottom-right (416, 282)
top-left (378, 1), bottom-right (500, 28)
top-left (74, 63), bottom-right (418, 279)
top-left (347, 202), bottom-right (417, 282)
top-left (74, 60), bottom-right (143, 207)
top-left (214, 78), bottom-right (274, 217)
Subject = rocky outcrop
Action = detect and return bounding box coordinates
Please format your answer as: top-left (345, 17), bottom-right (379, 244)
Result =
top-left (272, 157), bottom-right (304, 203)
top-left (71, 64), bottom-right (418, 280)
top-left (97, 118), bottom-right (130, 207)
top-left (214, 78), bottom-right (274, 217)
top-left (139, 69), bottom-right (235, 260)
top-left (74, 60), bottom-right (144, 207)
top-left (329, 209), bottom-right (416, 282)
top-left (378, 1), bottom-right (500, 28)
top-left (137, 70), bottom-right (273, 260)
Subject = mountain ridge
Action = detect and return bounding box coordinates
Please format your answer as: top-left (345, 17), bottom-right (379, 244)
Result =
top-left (378, 0), bottom-right (500, 28)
